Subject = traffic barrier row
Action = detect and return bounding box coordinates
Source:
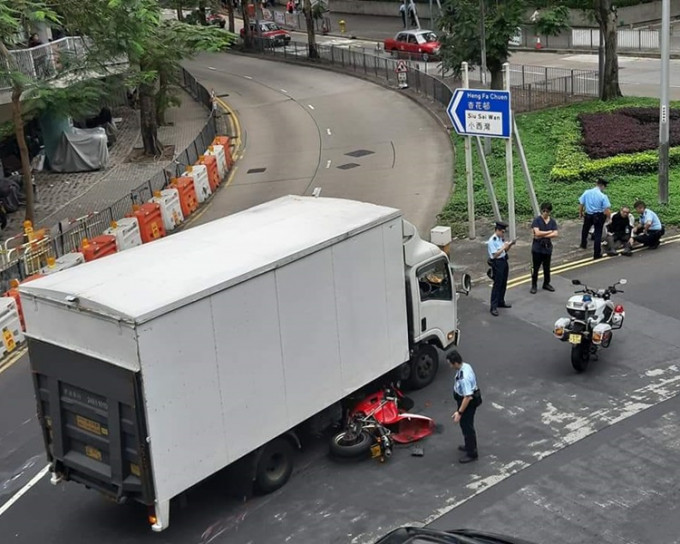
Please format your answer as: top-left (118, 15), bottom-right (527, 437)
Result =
top-left (3, 136), bottom-right (236, 334)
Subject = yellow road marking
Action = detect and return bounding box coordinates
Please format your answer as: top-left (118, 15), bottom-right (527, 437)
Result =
top-left (0, 346), bottom-right (27, 375)
top-left (506, 234), bottom-right (680, 288)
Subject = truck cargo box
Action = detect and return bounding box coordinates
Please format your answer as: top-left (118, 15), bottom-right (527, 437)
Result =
top-left (20, 196), bottom-right (410, 513)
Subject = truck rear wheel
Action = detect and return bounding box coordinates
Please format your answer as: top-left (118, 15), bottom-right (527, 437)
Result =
top-left (255, 438), bottom-right (294, 494)
top-left (407, 344), bottom-right (439, 389)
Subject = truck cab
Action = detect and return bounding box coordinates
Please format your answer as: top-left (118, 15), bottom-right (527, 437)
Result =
top-left (402, 220), bottom-right (470, 388)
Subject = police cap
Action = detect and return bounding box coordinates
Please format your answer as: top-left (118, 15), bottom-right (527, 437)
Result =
top-left (494, 221), bottom-right (508, 231)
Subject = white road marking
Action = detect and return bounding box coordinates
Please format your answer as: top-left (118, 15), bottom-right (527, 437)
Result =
top-left (280, 88), bottom-right (288, 93)
top-left (417, 362), bottom-right (680, 531)
top-left (243, 75), bottom-right (253, 80)
top-left (326, 128), bottom-right (332, 135)
top-left (308, 104), bottom-right (315, 110)
top-left (0, 465), bottom-right (49, 517)
top-left (208, 67), bottom-right (216, 70)
top-left (326, 160), bottom-right (331, 168)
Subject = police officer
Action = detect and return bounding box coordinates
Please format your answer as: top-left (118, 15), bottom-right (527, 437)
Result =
top-left (632, 200), bottom-right (665, 249)
top-left (578, 178), bottom-right (611, 260)
top-left (448, 350), bottom-right (481, 463)
top-left (487, 221), bottom-right (515, 317)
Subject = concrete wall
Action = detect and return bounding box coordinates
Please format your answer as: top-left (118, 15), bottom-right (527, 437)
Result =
top-left (328, 1), bottom-right (678, 28)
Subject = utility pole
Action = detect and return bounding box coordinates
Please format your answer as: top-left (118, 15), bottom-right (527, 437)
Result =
top-left (480, 0), bottom-right (491, 155)
top-left (658, 0), bottom-right (670, 204)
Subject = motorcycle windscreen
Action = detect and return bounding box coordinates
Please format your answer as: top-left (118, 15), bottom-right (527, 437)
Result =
top-left (391, 414), bottom-right (435, 444)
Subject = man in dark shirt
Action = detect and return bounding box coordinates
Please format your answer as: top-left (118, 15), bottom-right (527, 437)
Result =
top-left (605, 205), bottom-right (633, 257)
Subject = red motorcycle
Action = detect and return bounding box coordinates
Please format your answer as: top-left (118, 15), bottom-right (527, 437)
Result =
top-left (330, 386), bottom-right (435, 462)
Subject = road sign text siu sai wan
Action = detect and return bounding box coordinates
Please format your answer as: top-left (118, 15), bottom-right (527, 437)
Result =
top-left (447, 89), bottom-right (512, 139)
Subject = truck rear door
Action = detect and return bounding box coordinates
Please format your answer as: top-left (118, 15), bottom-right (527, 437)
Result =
top-left (28, 338), bottom-right (154, 505)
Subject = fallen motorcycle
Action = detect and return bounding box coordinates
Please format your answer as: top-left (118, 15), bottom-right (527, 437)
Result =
top-left (329, 386), bottom-right (434, 462)
top-left (553, 278), bottom-right (627, 372)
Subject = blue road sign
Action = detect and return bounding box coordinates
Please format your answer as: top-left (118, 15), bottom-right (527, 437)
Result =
top-left (447, 89), bottom-right (512, 139)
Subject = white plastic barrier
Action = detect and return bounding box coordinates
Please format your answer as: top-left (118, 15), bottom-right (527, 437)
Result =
top-left (183, 164), bottom-right (212, 203)
top-left (206, 144), bottom-right (228, 180)
top-left (0, 297), bottom-right (24, 357)
top-left (40, 252), bottom-right (85, 275)
top-left (104, 217), bottom-right (143, 251)
top-left (151, 188), bottom-right (185, 232)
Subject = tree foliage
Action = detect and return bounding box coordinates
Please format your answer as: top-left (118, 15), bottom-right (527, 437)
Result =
top-left (438, 0), bottom-right (526, 89)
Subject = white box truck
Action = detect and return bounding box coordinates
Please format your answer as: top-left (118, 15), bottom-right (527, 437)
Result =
top-left (20, 196), bottom-right (470, 531)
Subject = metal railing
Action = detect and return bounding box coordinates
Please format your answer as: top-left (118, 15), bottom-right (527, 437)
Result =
top-left (249, 39), bottom-right (599, 114)
top-left (0, 67), bottom-right (217, 290)
top-left (2, 36), bottom-right (127, 92)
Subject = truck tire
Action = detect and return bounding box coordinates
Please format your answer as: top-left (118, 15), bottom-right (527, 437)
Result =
top-left (408, 344), bottom-right (439, 389)
top-left (255, 438), bottom-right (294, 494)
top-left (329, 430), bottom-right (372, 458)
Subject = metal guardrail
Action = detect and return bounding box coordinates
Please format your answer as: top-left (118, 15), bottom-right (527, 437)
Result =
top-left (0, 67), bottom-right (217, 290)
top-left (248, 39), bottom-right (599, 113)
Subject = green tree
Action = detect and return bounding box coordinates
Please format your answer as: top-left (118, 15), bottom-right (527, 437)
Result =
top-left (56, 0), bottom-right (235, 156)
top-left (0, 0), bottom-right (60, 223)
top-left (438, 0), bottom-right (526, 89)
top-left (571, 0), bottom-right (622, 100)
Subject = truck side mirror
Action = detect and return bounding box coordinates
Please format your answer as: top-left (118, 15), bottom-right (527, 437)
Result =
top-left (457, 273), bottom-right (472, 295)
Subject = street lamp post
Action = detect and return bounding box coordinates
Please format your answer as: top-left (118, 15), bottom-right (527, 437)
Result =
top-left (659, 0), bottom-right (670, 204)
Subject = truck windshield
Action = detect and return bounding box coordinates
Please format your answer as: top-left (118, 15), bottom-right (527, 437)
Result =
top-left (417, 259), bottom-right (452, 301)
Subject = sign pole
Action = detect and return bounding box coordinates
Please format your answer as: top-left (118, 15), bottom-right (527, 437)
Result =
top-left (462, 62), bottom-right (476, 240)
top-left (503, 62), bottom-right (515, 241)
top-left (658, 0), bottom-right (670, 204)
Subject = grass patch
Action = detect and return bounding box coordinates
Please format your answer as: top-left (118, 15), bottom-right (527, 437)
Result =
top-left (440, 97), bottom-right (680, 236)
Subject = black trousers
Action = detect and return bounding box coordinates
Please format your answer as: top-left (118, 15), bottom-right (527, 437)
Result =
top-left (455, 394), bottom-right (478, 456)
top-left (531, 251), bottom-right (551, 287)
top-left (634, 227), bottom-right (665, 247)
top-left (581, 212), bottom-right (606, 258)
top-left (490, 257), bottom-right (509, 311)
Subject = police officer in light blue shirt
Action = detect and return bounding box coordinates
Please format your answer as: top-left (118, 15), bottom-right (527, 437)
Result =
top-left (632, 199), bottom-right (665, 249)
top-left (448, 350), bottom-right (481, 463)
top-left (579, 178), bottom-right (611, 260)
top-left (487, 221), bottom-right (515, 316)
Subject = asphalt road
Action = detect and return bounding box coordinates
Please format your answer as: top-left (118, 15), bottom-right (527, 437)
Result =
top-left (185, 51), bottom-right (453, 234)
top-left (1, 52), bottom-right (680, 544)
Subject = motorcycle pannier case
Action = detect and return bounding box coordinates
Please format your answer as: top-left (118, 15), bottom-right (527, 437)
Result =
top-left (592, 322), bottom-right (612, 346)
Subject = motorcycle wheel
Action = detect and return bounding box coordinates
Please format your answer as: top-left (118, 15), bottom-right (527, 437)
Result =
top-left (571, 340), bottom-right (590, 372)
top-left (329, 430), bottom-right (373, 458)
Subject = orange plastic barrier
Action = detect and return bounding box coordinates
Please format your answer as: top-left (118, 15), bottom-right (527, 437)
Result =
top-left (170, 177), bottom-right (199, 217)
top-left (80, 235), bottom-right (118, 262)
top-left (197, 155), bottom-right (220, 191)
top-left (4, 274), bottom-right (44, 331)
top-left (212, 136), bottom-right (234, 169)
top-left (129, 203), bottom-right (166, 243)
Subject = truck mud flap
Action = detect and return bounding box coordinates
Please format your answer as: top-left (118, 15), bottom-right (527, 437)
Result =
top-left (29, 338), bottom-right (154, 505)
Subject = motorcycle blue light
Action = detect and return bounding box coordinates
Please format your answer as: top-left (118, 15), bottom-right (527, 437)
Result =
top-left (583, 295), bottom-right (592, 302)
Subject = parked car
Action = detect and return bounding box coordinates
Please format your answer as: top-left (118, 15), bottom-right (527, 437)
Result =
top-left (374, 527), bottom-right (538, 544)
top-left (240, 21), bottom-right (292, 46)
top-left (383, 29), bottom-right (441, 62)
top-left (206, 9), bottom-right (227, 28)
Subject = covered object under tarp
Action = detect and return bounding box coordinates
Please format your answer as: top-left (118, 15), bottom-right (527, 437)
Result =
top-left (50, 127), bottom-right (108, 172)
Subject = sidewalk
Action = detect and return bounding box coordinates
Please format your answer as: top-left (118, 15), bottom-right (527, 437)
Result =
top-left (2, 88), bottom-right (208, 239)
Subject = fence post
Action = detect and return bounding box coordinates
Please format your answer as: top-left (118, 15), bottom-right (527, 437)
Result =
top-left (570, 69), bottom-right (575, 96)
top-left (522, 65), bottom-right (525, 88)
top-left (528, 84), bottom-right (532, 111)
top-left (544, 67), bottom-right (549, 90)
top-left (363, 51), bottom-right (367, 74)
top-left (639, 29), bottom-right (642, 51)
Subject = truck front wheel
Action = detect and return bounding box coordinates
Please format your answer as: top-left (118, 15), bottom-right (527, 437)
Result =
top-left (255, 438), bottom-right (294, 494)
top-left (407, 344), bottom-right (439, 389)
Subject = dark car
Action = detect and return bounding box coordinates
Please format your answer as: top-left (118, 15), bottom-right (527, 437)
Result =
top-left (374, 527), bottom-right (538, 544)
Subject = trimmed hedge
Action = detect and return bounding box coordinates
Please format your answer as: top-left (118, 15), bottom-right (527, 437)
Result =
top-left (440, 97), bottom-right (680, 234)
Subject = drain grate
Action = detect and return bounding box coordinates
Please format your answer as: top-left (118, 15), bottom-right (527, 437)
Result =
top-left (247, 167), bottom-right (267, 174)
top-left (337, 163), bottom-right (360, 170)
top-left (345, 149), bottom-right (374, 158)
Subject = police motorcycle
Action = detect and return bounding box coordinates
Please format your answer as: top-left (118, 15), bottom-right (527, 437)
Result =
top-left (553, 278), bottom-right (627, 372)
